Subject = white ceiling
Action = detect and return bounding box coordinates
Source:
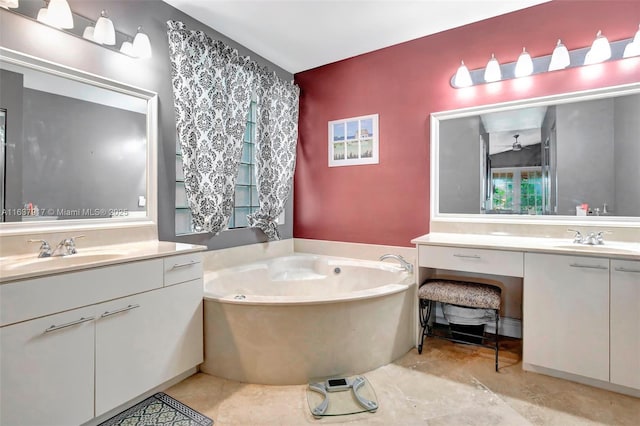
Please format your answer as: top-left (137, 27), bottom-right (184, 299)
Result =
top-left (482, 107), bottom-right (548, 154)
top-left (163, 0), bottom-right (551, 74)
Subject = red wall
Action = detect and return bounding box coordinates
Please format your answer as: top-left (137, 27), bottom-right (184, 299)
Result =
top-left (293, 0), bottom-right (640, 247)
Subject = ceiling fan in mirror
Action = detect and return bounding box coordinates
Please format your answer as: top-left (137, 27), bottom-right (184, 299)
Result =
top-left (509, 134), bottom-right (531, 152)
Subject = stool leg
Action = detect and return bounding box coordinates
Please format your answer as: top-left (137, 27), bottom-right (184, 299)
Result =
top-left (418, 299), bottom-right (431, 354)
top-left (494, 309), bottom-right (500, 372)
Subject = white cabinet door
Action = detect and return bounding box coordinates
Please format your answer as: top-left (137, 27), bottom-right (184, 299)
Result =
top-left (523, 253), bottom-right (609, 381)
top-left (95, 279), bottom-right (203, 415)
top-left (610, 259), bottom-right (640, 390)
top-left (0, 306), bottom-right (95, 426)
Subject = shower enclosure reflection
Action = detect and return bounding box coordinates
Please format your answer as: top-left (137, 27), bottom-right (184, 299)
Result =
top-left (437, 91), bottom-right (640, 217)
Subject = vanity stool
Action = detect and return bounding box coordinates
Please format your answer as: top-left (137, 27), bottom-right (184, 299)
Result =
top-left (417, 279), bottom-right (502, 371)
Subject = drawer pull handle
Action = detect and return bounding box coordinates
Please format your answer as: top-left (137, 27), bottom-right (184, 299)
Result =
top-left (44, 316), bottom-right (94, 333)
top-left (171, 261), bottom-right (197, 270)
top-left (453, 254), bottom-right (481, 259)
top-left (101, 304), bottom-right (140, 318)
top-left (615, 267), bottom-right (640, 274)
top-left (569, 263), bottom-right (608, 270)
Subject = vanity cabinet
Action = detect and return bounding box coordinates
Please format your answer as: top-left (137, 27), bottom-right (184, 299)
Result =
top-left (0, 253), bottom-right (203, 426)
top-left (0, 305), bottom-right (96, 426)
top-left (95, 278), bottom-right (203, 415)
top-left (523, 253), bottom-right (610, 381)
top-left (610, 259), bottom-right (640, 389)
top-left (414, 234), bottom-right (639, 396)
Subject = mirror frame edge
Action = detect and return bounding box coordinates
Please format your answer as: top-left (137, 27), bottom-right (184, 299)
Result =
top-left (0, 47), bottom-right (159, 237)
top-left (430, 81), bottom-right (640, 229)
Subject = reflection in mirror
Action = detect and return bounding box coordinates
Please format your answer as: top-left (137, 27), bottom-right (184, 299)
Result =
top-left (436, 85), bottom-right (640, 219)
top-left (0, 54), bottom-right (149, 223)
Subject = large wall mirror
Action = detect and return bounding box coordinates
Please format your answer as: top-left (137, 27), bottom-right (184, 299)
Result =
top-left (432, 82), bottom-right (640, 224)
top-left (0, 48), bottom-right (157, 233)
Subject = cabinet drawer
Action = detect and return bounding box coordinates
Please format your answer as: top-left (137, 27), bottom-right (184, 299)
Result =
top-left (163, 253), bottom-right (203, 286)
top-left (419, 245), bottom-right (524, 277)
top-left (0, 259), bottom-right (163, 326)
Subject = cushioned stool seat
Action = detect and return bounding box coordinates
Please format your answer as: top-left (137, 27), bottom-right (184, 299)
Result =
top-left (418, 280), bottom-right (501, 310)
top-left (417, 279), bottom-right (502, 371)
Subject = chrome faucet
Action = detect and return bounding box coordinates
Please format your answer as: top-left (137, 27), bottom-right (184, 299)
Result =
top-left (568, 229), bottom-right (608, 245)
top-left (28, 239), bottom-right (52, 258)
top-left (51, 235), bottom-right (84, 256)
top-left (379, 254), bottom-right (413, 273)
top-left (568, 229), bottom-right (583, 244)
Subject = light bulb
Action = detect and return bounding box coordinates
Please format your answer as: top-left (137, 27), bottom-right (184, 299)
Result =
top-left (120, 41), bottom-right (134, 56)
top-left (46, 0), bottom-right (73, 29)
top-left (83, 26), bottom-right (96, 42)
top-left (132, 27), bottom-right (152, 58)
top-left (514, 48), bottom-right (534, 77)
top-left (548, 39), bottom-right (570, 71)
top-left (93, 10), bottom-right (116, 45)
top-left (0, 0), bottom-right (19, 9)
top-left (584, 30), bottom-right (611, 65)
top-left (36, 6), bottom-right (50, 25)
top-left (623, 24), bottom-right (640, 58)
top-left (453, 61), bottom-right (473, 88)
top-left (484, 54), bottom-right (502, 83)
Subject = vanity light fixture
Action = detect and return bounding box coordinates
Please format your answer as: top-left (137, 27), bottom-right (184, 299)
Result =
top-left (548, 39), bottom-right (570, 71)
top-left (93, 10), bottom-right (116, 45)
top-left (584, 30), bottom-right (611, 65)
top-left (514, 47), bottom-right (534, 77)
top-left (46, 0), bottom-right (73, 29)
top-left (484, 54), bottom-right (502, 83)
top-left (623, 24), bottom-right (640, 58)
top-left (0, 0), bottom-right (19, 9)
top-left (132, 27), bottom-right (152, 58)
top-left (5, 2), bottom-right (152, 60)
top-left (451, 25), bottom-right (639, 89)
top-left (453, 61), bottom-right (473, 88)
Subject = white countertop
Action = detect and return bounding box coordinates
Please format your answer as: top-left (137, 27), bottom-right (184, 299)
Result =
top-left (411, 233), bottom-right (640, 261)
top-left (0, 241), bottom-right (207, 284)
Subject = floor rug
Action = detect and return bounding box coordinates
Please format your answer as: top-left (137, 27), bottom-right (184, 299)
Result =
top-left (99, 392), bottom-right (213, 426)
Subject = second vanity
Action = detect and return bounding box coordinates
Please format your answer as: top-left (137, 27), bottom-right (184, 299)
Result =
top-left (412, 233), bottom-right (640, 398)
top-left (0, 241), bottom-right (206, 426)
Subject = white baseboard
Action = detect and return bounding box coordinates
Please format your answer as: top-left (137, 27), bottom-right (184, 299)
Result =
top-left (523, 363), bottom-right (640, 398)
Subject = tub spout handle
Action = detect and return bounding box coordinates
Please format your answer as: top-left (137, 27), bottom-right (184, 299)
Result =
top-left (379, 254), bottom-right (413, 273)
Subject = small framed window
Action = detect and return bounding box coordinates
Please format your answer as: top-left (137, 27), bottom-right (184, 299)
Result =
top-left (328, 114), bottom-right (379, 167)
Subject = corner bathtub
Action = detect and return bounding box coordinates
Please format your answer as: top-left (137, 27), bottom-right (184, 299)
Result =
top-left (201, 254), bottom-right (416, 385)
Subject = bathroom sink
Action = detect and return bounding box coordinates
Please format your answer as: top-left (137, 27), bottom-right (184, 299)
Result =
top-left (553, 244), bottom-right (639, 255)
top-left (4, 251), bottom-right (129, 271)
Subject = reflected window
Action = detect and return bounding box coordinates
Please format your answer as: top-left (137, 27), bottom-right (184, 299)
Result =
top-left (491, 167), bottom-right (543, 214)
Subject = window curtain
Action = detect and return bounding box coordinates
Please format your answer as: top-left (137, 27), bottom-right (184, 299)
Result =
top-left (247, 70), bottom-right (300, 240)
top-left (167, 20), bottom-right (255, 234)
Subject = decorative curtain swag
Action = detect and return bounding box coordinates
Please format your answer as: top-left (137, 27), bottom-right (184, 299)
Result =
top-left (167, 20), bottom-right (300, 240)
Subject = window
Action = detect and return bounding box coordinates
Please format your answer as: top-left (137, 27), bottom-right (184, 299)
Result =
top-left (175, 100), bottom-right (259, 235)
top-left (230, 99), bottom-right (259, 228)
top-left (491, 167), bottom-right (543, 214)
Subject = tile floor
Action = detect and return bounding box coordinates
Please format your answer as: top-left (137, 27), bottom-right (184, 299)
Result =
top-left (166, 338), bottom-right (640, 425)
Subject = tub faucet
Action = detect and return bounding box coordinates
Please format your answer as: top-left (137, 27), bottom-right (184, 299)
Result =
top-left (379, 254), bottom-right (413, 273)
